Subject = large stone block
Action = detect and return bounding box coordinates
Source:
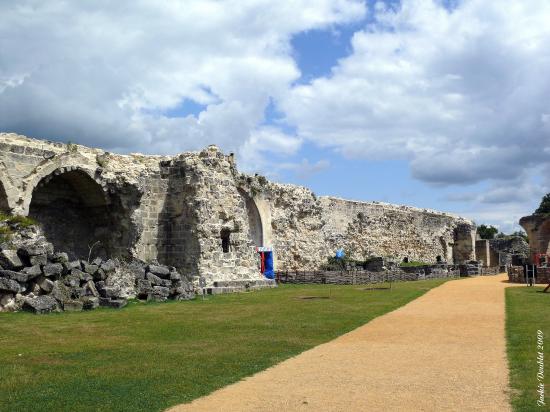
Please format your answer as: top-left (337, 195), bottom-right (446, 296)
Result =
top-left (170, 271), bottom-right (182, 281)
top-left (0, 250), bottom-right (24, 270)
top-left (136, 279), bottom-right (153, 296)
top-left (82, 262), bottom-right (99, 276)
top-left (127, 261), bottom-right (146, 280)
top-left (63, 275), bottom-right (80, 288)
top-left (29, 254), bottom-right (48, 266)
top-left (152, 286), bottom-right (170, 297)
top-left (146, 272), bottom-right (163, 286)
top-left (17, 242), bottom-right (53, 259)
top-left (0, 269), bottom-right (36, 283)
top-left (100, 259), bottom-right (117, 274)
top-left (98, 286), bottom-right (121, 299)
top-left (63, 300), bottom-right (83, 312)
top-left (81, 296), bottom-right (99, 310)
top-left (72, 268), bottom-right (92, 282)
top-left (0, 277), bottom-right (20, 293)
top-left (50, 281), bottom-right (71, 303)
top-left (37, 276), bottom-right (54, 293)
top-left (147, 265), bottom-right (170, 278)
top-left (82, 280), bottom-right (99, 297)
top-left (23, 295), bottom-right (59, 314)
top-left (51, 252), bottom-right (69, 263)
top-left (43, 263), bottom-right (64, 277)
top-left (22, 264), bottom-right (43, 278)
top-left (99, 297), bottom-right (127, 309)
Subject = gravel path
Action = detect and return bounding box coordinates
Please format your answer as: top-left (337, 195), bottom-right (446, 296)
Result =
top-left (168, 275), bottom-right (512, 411)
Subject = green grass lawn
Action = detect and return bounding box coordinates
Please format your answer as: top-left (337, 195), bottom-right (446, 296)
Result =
top-left (1, 279), bottom-right (447, 412)
top-left (506, 286), bottom-right (550, 411)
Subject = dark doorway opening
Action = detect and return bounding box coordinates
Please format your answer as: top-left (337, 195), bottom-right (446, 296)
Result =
top-left (29, 170), bottom-right (111, 260)
top-left (221, 229), bottom-right (231, 253)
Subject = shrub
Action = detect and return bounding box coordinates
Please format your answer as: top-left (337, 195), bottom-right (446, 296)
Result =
top-left (535, 193), bottom-right (550, 214)
top-left (0, 212), bottom-right (37, 228)
top-left (477, 224), bottom-right (499, 240)
top-left (66, 141), bottom-right (78, 153)
top-left (96, 153), bottom-right (110, 168)
top-left (0, 225), bottom-right (13, 243)
top-left (399, 260), bottom-right (429, 267)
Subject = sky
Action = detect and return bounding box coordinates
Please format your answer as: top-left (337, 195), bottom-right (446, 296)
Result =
top-left (1, 0), bottom-right (549, 233)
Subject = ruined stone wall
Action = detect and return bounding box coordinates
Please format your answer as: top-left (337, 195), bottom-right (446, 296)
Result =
top-left (256, 181), bottom-right (475, 271)
top-left (487, 236), bottom-right (529, 267)
top-left (133, 159), bottom-right (197, 274)
top-left (0, 134), bottom-right (151, 261)
top-left (520, 214), bottom-right (550, 258)
top-left (453, 223), bottom-right (477, 263)
top-left (1, 133), bottom-right (476, 283)
top-left (262, 182), bottom-right (326, 270)
top-left (319, 197), bottom-right (472, 265)
top-left (489, 236), bottom-right (530, 257)
top-left (0, 134), bottom-right (265, 284)
top-left (475, 240), bottom-right (491, 267)
top-left (189, 146), bottom-right (260, 283)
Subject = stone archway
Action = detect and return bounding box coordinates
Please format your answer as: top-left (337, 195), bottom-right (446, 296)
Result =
top-left (28, 168), bottom-right (112, 260)
top-left (238, 189), bottom-right (264, 247)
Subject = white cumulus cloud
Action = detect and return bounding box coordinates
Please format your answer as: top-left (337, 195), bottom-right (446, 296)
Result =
top-left (0, 0), bottom-right (365, 155)
top-left (280, 0), bottom-right (550, 186)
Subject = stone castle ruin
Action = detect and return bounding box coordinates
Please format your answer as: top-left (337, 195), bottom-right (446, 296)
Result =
top-left (0, 133), bottom-right (478, 290)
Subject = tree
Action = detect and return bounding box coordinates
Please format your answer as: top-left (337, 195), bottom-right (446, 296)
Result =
top-left (477, 224), bottom-right (499, 240)
top-left (535, 193), bottom-right (550, 214)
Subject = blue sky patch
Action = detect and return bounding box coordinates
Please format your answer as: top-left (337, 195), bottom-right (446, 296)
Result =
top-left (163, 99), bottom-right (207, 118)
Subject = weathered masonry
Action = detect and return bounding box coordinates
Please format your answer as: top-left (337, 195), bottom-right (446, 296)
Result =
top-left (0, 133), bottom-right (477, 285)
top-left (520, 214), bottom-right (550, 257)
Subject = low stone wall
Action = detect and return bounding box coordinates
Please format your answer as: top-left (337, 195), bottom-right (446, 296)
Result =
top-left (538, 268), bottom-right (550, 283)
top-left (459, 261), bottom-right (482, 276)
top-left (507, 266), bottom-right (523, 283)
top-left (478, 266), bottom-right (502, 276)
top-left (276, 266), bottom-right (460, 285)
top-left (508, 266), bottom-right (550, 284)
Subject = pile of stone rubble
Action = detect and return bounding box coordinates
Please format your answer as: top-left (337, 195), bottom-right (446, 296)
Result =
top-left (0, 224), bottom-right (194, 314)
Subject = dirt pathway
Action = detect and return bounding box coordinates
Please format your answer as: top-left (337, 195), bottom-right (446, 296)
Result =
top-left (168, 275), bottom-right (512, 411)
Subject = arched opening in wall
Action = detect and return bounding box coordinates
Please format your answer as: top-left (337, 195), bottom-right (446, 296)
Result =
top-left (238, 189), bottom-right (263, 247)
top-left (221, 229), bottom-right (231, 253)
top-left (402, 257), bottom-right (409, 263)
top-left (0, 180), bottom-right (9, 213)
top-left (436, 255), bottom-right (442, 263)
top-left (29, 169), bottom-right (112, 260)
